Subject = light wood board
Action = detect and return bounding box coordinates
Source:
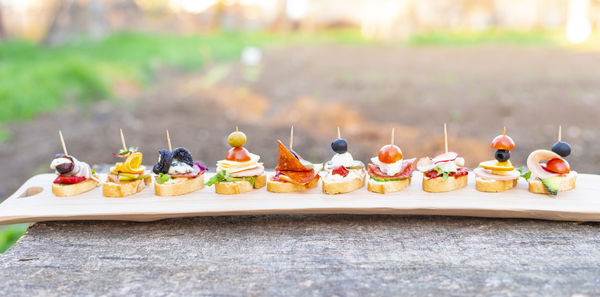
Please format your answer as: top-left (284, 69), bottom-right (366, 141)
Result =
top-left (0, 172), bottom-right (599, 225)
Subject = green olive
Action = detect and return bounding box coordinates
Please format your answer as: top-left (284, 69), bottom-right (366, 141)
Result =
top-left (227, 131), bottom-right (247, 147)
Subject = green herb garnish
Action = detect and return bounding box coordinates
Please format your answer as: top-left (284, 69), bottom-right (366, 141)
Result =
top-left (370, 177), bottom-right (406, 182)
top-left (205, 170), bottom-right (258, 187)
top-left (156, 173), bottom-right (172, 184)
top-left (517, 167), bottom-right (531, 182)
top-left (118, 146), bottom-right (138, 156)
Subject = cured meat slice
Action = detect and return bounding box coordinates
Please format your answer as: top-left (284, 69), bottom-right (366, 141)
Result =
top-left (278, 169), bottom-right (317, 185)
top-left (367, 158), bottom-right (416, 179)
top-left (275, 140), bottom-right (308, 172)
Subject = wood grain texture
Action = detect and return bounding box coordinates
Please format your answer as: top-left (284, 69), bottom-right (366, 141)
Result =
top-left (1, 172), bottom-right (599, 225)
top-left (1, 216), bottom-right (600, 296)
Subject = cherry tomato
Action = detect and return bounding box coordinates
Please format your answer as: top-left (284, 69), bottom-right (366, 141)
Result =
top-left (225, 147), bottom-right (251, 162)
top-left (377, 144), bottom-right (403, 164)
top-left (544, 158), bottom-right (570, 174)
top-left (490, 135), bottom-right (515, 150)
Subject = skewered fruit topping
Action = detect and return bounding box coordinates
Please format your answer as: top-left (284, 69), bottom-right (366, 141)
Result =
top-left (552, 141), bottom-right (571, 158)
top-left (228, 131), bottom-right (247, 148)
top-left (331, 139), bottom-right (348, 154)
top-left (172, 147), bottom-right (194, 166)
top-left (490, 135), bottom-right (515, 150)
top-left (543, 158), bottom-right (570, 174)
top-left (153, 149), bottom-right (174, 174)
top-left (480, 160), bottom-right (514, 171)
top-left (495, 149), bottom-right (510, 162)
top-left (226, 147), bottom-right (251, 162)
top-left (113, 152), bottom-right (145, 174)
top-left (378, 144), bottom-right (403, 164)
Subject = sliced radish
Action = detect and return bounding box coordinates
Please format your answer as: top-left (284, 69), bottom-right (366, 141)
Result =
top-left (417, 157), bottom-right (435, 172)
top-left (433, 152), bottom-right (458, 164)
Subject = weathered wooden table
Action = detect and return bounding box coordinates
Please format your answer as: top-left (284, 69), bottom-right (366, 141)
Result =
top-left (1, 215), bottom-right (599, 296)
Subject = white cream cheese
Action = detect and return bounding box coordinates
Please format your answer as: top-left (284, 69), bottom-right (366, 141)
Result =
top-left (168, 161), bottom-right (193, 175)
top-left (331, 152), bottom-right (354, 167)
top-left (436, 161), bottom-right (458, 173)
top-left (370, 157), bottom-right (404, 176)
top-left (323, 169), bottom-right (364, 183)
top-left (50, 158), bottom-right (72, 170)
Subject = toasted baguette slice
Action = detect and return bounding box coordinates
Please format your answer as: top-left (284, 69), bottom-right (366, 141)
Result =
top-left (367, 178), bottom-right (410, 194)
top-left (215, 174), bottom-right (267, 195)
top-left (422, 175), bottom-right (468, 193)
top-left (103, 176), bottom-right (152, 198)
top-left (155, 175), bottom-right (204, 196)
top-left (52, 176), bottom-right (100, 197)
top-left (529, 172), bottom-right (576, 195)
top-left (475, 177), bottom-right (517, 193)
top-left (323, 176), bottom-right (365, 195)
top-left (267, 176), bottom-right (319, 193)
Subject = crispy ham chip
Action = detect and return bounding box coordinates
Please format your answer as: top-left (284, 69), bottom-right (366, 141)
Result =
top-left (275, 140), bottom-right (309, 172)
top-left (278, 170), bottom-right (317, 185)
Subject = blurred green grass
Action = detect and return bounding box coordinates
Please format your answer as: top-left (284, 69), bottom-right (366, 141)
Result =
top-left (0, 224), bottom-right (29, 253)
top-left (408, 29), bottom-right (559, 46)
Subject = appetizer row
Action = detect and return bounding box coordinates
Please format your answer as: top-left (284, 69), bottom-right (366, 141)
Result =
top-left (49, 125), bottom-right (576, 198)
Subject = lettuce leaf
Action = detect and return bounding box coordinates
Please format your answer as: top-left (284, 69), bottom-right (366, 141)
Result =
top-left (156, 173), bottom-right (171, 184)
top-left (206, 170), bottom-right (258, 186)
top-left (517, 167), bottom-right (531, 182)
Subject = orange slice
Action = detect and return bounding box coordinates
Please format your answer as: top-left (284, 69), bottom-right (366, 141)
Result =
top-left (479, 160), bottom-right (514, 171)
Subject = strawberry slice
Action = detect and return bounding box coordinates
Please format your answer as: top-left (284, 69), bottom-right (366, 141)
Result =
top-left (53, 175), bottom-right (87, 184)
top-left (332, 165), bottom-right (349, 177)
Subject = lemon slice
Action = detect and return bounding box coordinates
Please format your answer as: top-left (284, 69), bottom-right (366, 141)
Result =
top-left (480, 160), bottom-right (514, 171)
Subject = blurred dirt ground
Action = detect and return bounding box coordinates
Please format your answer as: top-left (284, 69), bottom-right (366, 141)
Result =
top-left (2, 44), bottom-right (600, 198)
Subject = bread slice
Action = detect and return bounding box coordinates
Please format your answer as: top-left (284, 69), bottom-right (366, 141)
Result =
top-left (475, 177), bottom-right (517, 193)
top-left (267, 175), bottom-right (319, 193)
top-left (529, 172), bottom-right (577, 195)
top-left (422, 175), bottom-right (468, 193)
top-left (323, 176), bottom-right (365, 194)
top-left (367, 178), bottom-right (411, 194)
top-left (155, 175), bottom-right (205, 196)
top-left (103, 176), bottom-right (152, 198)
top-left (215, 174), bottom-right (267, 195)
top-left (52, 176), bottom-right (100, 197)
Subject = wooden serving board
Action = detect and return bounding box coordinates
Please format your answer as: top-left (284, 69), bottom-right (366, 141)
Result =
top-left (0, 172), bottom-right (599, 225)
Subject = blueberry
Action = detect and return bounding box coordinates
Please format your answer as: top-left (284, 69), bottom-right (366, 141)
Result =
top-left (331, 139), bottom-right (348, 154)
top-left (552, 141), bottom-right (571, 158)
top-left (495, 149), bottom-right (510, 162)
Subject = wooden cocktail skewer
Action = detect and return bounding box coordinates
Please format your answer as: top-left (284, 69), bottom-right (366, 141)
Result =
top-left (290, 126), bottom-right (294, 150)
top-left (558, 125), bottom-right (562, 142)
top-left (503, 126), bottom-right (506, 136)
top-left (58, 130), bottom-right (68, 155)
top-left (391, 128), bottom-right (395, 146)
top-left (166, 130), bottom-right (172, 151)
top-left (444, 123), bottom-right (448, 153)
top-left (120, 128), bottom-right (127, 151)
top-left (337, 126), bottom-right (341, 139)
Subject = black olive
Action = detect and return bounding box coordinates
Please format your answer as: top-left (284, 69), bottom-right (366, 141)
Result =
top-left (153, 149), bottom-right (173, 174)
top-left (495, 149), bottom-right (510, 162)
top-left (172, 147), bottom-right (194, 166)
top-left (331, 139), bottom-right (348, 154)
top-left (552, 141), bottom-right (571, 158)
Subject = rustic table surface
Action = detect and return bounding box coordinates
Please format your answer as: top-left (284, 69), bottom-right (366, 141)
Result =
top-left (1, 215), bottom-right (599, 296)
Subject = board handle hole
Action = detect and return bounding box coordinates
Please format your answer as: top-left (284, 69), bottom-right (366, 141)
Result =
top-left (19, 187), bottom-right (43, 198)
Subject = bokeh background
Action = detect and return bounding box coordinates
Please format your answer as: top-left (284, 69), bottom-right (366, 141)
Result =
top-left (1, 0), bottom-right (600, 251)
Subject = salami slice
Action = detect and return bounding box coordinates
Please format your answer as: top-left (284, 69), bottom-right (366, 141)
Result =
top-left (278, 169), bottom-right (317, 185)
